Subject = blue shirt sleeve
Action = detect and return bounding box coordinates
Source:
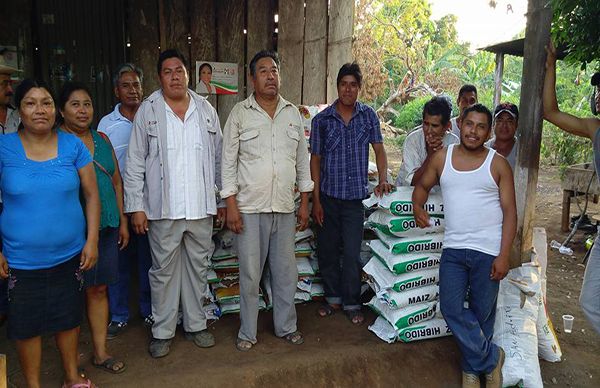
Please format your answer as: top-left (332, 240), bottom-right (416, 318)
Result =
top-left (369, 108), bottom-right (383, 144)
top-left (309, 115), bottom-right (323, 156)
top-left (74, 136), bottom-right (93, 170)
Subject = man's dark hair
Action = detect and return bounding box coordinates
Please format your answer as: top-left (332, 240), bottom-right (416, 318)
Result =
top-left (591, 72), bottom-right (600, 87)
top-left (249, 50), bottom-right (280, 77)
top-left (461, 103), bottom-right (493, 130)
top-left (58, 81), bottom-right (92, 111)
top-left (457, 84), bottom-right (478, 101)
top-left (422, 96), bottom-right (452, 125)
top-left (336, 62), bottom-right (362, 87)
top-left (157, 49), bottom-right (188, 74)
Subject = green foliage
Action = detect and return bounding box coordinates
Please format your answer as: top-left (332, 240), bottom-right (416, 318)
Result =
top-left (392, 96), bottom-right (431, 131)
top-left (551, 0), bottom-right (600, 69)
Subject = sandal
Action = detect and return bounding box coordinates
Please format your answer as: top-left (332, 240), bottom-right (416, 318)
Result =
top-left (92, 357), bottom-right (127, 374)
top-left (61, 379), bottom-right (97, 388)
top-left (345, 309), bottom-right (365, 325)
top-left (317, 303), bottom-right (341, 317)
top-left (283, 331), bottom-right (304, 345)
top-left (236, 337), bottom-right (253, 352)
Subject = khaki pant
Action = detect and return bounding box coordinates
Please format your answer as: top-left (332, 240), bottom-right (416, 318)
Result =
top-left (147, 218), bottom-right (213, 339)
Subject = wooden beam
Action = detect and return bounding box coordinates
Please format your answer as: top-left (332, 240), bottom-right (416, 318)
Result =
top-left (216, 0), bottom-right (245, 125)
top-left (512, 0), bottom-right (553, 267)
top-left (190, 0), bottom-right (217, 107)
top-left (0, 354), bottom-right (5, 388)
top-left (493, 52), bottom-right (504, 107)
top-left (246, 0), bottom-right (275, 96)
top-left (302, 0), bottom-right (328, 105)
top-left (278, 0), bottom-right (305, 105)
top-left (327, 0), bottom-right (354, 103)
top-left (129, 0), bottom-right (161, 94)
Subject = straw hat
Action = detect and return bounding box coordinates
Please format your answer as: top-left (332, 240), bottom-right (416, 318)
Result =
top-left (0, 50), bottom-right (20, 75)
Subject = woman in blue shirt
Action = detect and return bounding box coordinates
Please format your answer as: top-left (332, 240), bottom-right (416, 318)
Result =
top-left (0, 79), bottom-right (100, 388)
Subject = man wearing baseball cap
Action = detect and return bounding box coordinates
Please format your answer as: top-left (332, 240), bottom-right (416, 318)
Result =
top-left (0, 50), bottom-right (20, 134)
top-left (0, 50), bottom-right (20, 326)
top-left (486, 102), bottom-right (518, 169)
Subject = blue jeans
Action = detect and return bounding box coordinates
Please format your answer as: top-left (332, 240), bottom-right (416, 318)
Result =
top-left (439, 248), bottom-right (501, 374)
top-left (316, 194), bottom-right (364, 310)
top-left (108, 232), bottom-right (152, 322)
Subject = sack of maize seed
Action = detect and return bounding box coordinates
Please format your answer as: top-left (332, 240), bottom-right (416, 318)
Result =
top-left (363, 186), bottom-right (444, 216)
top-left (363, 257), bottom-right (439, 293)
top-left (374, 229), bottom-right (444, 255)
top-left (366, 210), bottom-right (445, 237)
top-left (369, 239), bottom-right (441, 275)
top-left (366, 295), bottom-right (437, 330)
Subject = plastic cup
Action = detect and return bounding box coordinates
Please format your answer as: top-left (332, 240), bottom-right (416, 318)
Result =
top-left (562, 314), bottom-right (574, 333)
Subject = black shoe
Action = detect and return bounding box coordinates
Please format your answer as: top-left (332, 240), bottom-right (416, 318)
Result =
top-left (107, 321), bottom-right (128, 340)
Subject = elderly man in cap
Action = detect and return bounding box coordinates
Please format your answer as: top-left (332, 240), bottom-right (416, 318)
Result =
top-left (486, 102), bottom-right (519, 169)
top-left (0, 50), bottom-right (19, 134)
top-left (0, 50), bottom-right (20, 326)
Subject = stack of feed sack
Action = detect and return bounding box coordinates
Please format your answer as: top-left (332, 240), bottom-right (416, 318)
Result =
top-left (362, 187), bottom-right (452, 343)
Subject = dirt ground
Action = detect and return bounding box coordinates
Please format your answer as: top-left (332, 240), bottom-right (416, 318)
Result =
top-left (2, 150), bottom-right (600, 387)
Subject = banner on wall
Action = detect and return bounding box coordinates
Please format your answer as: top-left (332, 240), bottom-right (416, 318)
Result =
top-left (195, 61), bottom-right (238, 95)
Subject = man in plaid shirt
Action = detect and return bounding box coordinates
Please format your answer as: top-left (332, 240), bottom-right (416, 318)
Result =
top-left (309, 63), bottom-right (392, 324)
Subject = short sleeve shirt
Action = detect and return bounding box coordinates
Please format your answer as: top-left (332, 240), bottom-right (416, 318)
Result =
top-left (0, 131), bottom-right (92, 269)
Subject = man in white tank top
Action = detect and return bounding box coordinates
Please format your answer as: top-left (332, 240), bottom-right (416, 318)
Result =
top-left (412, 104), bottom-right (517, 388)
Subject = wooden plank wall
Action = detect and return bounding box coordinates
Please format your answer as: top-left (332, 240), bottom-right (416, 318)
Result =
top-left (129, 0), bottom-right (161, 94)
top-left (216, 0), bottom-right (246, 126)
top-left (303, 0), bottom-right (328, 105)
top-left (278, 0), bottom-right (305, 105)
top-left (246, 0), bottom-right (275, 96)
top-left (126, 0), bottom-right (354, 120)
top-left (327, 0), bottom-right (355, 103)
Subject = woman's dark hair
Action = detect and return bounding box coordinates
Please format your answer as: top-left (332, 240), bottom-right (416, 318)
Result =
top-left (58, 81), bottom-right (93, 111)
top-left (198, 62), bottom-right (213, 77)
top-left (14, 79), bottom-right (53, 110)
top-left (14, 79), bottom-right (57, 130)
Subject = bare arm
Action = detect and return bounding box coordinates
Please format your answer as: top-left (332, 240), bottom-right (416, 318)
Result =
top-left (79, 164), bottom-right (100, 270)
top-left (491, 156), bottom-right (517, 280)
top-left (310, 154), bottom-right (323, 226)
top-left (372, 142), bottom-right (393, 196)
top-left (412, 150), bottom-right (445, 227)
top-left (543, 41), bottom-right (599, 139)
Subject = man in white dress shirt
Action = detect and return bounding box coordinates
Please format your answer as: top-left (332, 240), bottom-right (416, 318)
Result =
top-left (124, 49), bottom-right (226, 358)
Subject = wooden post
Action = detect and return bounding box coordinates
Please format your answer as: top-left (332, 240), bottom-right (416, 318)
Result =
top-left (493, 52), bottom-right (504, 107)
top-left (216, 0), bottom-right (245, 125)
top-left (190, 0), bottom-right (217, 108)
top-left (160, 0), bottom-right (190, 68)
top-left (302, 0), bottom-right (328, 105)
top-left (0, 354), bottom-right (6, 388)
top-left (246, 0), bottom-right (275, 96)
top-left (278, 0), bottom-right (305, 105)
top-left (512, 0), bottom-right (553, 267)
top-left (129, 0), bottom-right (160, 94)
top-left (326, 0), bottom-right (354, 103)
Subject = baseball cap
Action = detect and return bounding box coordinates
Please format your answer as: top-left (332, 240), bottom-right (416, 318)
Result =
top-left (494, 102), bottom-right (519, 120)
top-left (0, 50), bottom-right (20, 75)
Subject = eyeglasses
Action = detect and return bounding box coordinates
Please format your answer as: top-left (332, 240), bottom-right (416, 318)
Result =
top-left (0, 80), bottom-right (13, 88)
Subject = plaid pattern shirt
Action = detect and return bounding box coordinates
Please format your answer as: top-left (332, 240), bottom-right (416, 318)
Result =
top-left (310, 100), bottom-right (383, 200)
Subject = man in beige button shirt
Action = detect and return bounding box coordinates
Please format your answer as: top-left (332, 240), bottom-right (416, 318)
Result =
top-left (221, 50), bottom-right (313, 351)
